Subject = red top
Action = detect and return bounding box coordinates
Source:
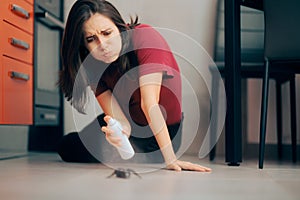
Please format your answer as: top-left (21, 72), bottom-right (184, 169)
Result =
top-left (94, 24), bottom-right (182, 126)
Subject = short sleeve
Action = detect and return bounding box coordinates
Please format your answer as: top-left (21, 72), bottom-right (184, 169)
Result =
top-left (132, 25), bottom-right (177, 78)
top-left (94, 78), bottom-right (109, 96)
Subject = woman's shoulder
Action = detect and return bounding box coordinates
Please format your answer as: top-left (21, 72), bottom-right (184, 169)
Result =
top-left (133, 24), bottom-right (158, 35)
top-left (134, 23), bottom-right (153, 29)
top-left (132, 24), bottom-right (168, 49)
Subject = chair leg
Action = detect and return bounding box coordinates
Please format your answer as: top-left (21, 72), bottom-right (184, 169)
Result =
top-left (276, 80), bottom-right (283, 160)
top-left (289, 76), bottom-right (297, 163)
top-left (259, 60), bottom-right (270, 169)
top-left (210, 146), bottom-right (216, 161)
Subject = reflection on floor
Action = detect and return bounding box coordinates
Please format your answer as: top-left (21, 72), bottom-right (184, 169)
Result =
top-left (0, 153), bottom-right (299, 200)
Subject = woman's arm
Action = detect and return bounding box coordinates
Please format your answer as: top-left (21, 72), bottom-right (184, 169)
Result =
top-left (139, 73), bottom-right (211, 172)
top-left (139, 72), bottom-right (177, 164)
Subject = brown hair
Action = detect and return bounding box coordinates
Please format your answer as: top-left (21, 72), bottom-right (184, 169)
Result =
top-left (59, 0), bottom-right (139, 113)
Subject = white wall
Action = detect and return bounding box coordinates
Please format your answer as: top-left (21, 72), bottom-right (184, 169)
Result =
top-left (247, 77), bottom-right (300, 145)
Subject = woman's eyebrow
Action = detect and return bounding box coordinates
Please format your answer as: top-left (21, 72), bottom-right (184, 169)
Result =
top-left (84, 28), bottom-right (112, 36)
top-left (100, 28), bottom-right (113, 32)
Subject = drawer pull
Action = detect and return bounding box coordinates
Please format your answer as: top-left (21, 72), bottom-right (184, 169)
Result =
top-left (9, 38), bottom-right (30, 50)
top-left (40, 113), bottom-right (57, 121)
top-left (9, 71), bottom-right (30, 81)
top-left (10, 4), bottom-right (30, 19)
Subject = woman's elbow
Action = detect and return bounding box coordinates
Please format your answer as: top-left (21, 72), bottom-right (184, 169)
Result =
top-left (140, 99), bottom-right (148, 114)
top-left (141, 99), bottom-right (156, 115)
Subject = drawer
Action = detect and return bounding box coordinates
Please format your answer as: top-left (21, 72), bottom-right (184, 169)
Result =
top-left (2, 56), bottom-right (33, 124)
top-left (35, 107), bottom-right (60, 126)
top-left (0, 21), bottom-right (33, 64)
top-left (0, 0), bottom-right (34, 34)
top-left (24, 0), bottom-right (34, 5)
top-left (0, 57), bottom-right (2, 122)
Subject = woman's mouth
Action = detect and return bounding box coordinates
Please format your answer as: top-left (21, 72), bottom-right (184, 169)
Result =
top-left (102, 51), bottom-right (113, 57)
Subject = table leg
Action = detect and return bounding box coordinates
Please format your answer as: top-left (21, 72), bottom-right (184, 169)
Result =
top-left (224, 0), bottom-right (242, 166)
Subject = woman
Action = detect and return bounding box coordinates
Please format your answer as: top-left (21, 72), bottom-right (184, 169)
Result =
top-left (58, 0), bottom-right (211, 172)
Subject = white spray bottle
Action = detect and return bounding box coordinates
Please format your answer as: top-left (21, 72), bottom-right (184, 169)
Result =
top-left (107, 117), bottom-right (135, 160)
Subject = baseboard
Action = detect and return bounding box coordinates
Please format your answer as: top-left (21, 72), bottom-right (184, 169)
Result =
top-left (0, 149), bottom-right (28, 160)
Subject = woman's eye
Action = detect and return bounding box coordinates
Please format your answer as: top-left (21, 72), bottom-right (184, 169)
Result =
top-left (86, 36), bottom-right (96, 43)
top-left (103, 31), bottom-right (111, 36)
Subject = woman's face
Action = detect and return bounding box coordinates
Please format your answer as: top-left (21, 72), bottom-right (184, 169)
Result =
top-left (83, 13), bottom-right (122, 63)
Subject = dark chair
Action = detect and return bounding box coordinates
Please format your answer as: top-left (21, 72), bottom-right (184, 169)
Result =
top-left (209, 0), bottom-right (267, 162)
top-left (259, 0), bottom-right (300, 169)
top-left (210, 0), bottom-right (298, 169)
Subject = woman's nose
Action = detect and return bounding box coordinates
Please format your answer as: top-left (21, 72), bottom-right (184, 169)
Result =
top-left (95, 35), bottom-right (108, 49)
top-left (95, 35), bottom-right (102, 44)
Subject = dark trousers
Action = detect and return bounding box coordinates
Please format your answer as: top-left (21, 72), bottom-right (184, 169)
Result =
top-left (57, 114), bottom-right (183, 163)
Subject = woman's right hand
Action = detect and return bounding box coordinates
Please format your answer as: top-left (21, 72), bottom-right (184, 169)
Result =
top-left (101, 115), bottom-right (131, 148)
top-left (166, 160), bottom-right (212, 172)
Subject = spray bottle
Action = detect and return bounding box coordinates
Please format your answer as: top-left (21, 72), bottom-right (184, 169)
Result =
top-left (107, 117), bottom-right (135, 160)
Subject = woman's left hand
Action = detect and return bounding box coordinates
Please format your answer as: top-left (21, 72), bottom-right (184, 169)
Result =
top-left (166, 160), bottom-right (212, 172)
top-left (101, 115), bottom-right (131, 148)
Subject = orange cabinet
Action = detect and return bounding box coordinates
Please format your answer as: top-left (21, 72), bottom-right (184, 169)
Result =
top-left (0, 57), bottom-right (3, 122)
top-left (24, 0), bottom-right (34, 6)
top-left (2, 57), bottom-right (33, 124)
top-left (0, 0), bottom-right (34, 34)
top-left (0, 0), bottom-right (34, 124)
top-left (0, 21), bottom-right (33, 64)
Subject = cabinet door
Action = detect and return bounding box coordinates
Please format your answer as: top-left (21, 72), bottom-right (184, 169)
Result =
top-left (24, 0), bottom-right (34, 5)
top-left (0, 0), bottom-right (34, 34)
top-left (0, 21), bottom-right (33, 64)
top-left (0, 57), bottom-right (2, 122)
top-left (2, 56), bottom-right (33, 124)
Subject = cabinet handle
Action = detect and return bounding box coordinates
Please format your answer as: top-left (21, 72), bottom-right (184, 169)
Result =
top-left (9, 38), bottom-right (30, 50)
top-left (9, 71), bottom-right (30, 81)
top-left (40, 113), bottom-right (57, 121)
top-left (10, 4), bottom-right (30, 19)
